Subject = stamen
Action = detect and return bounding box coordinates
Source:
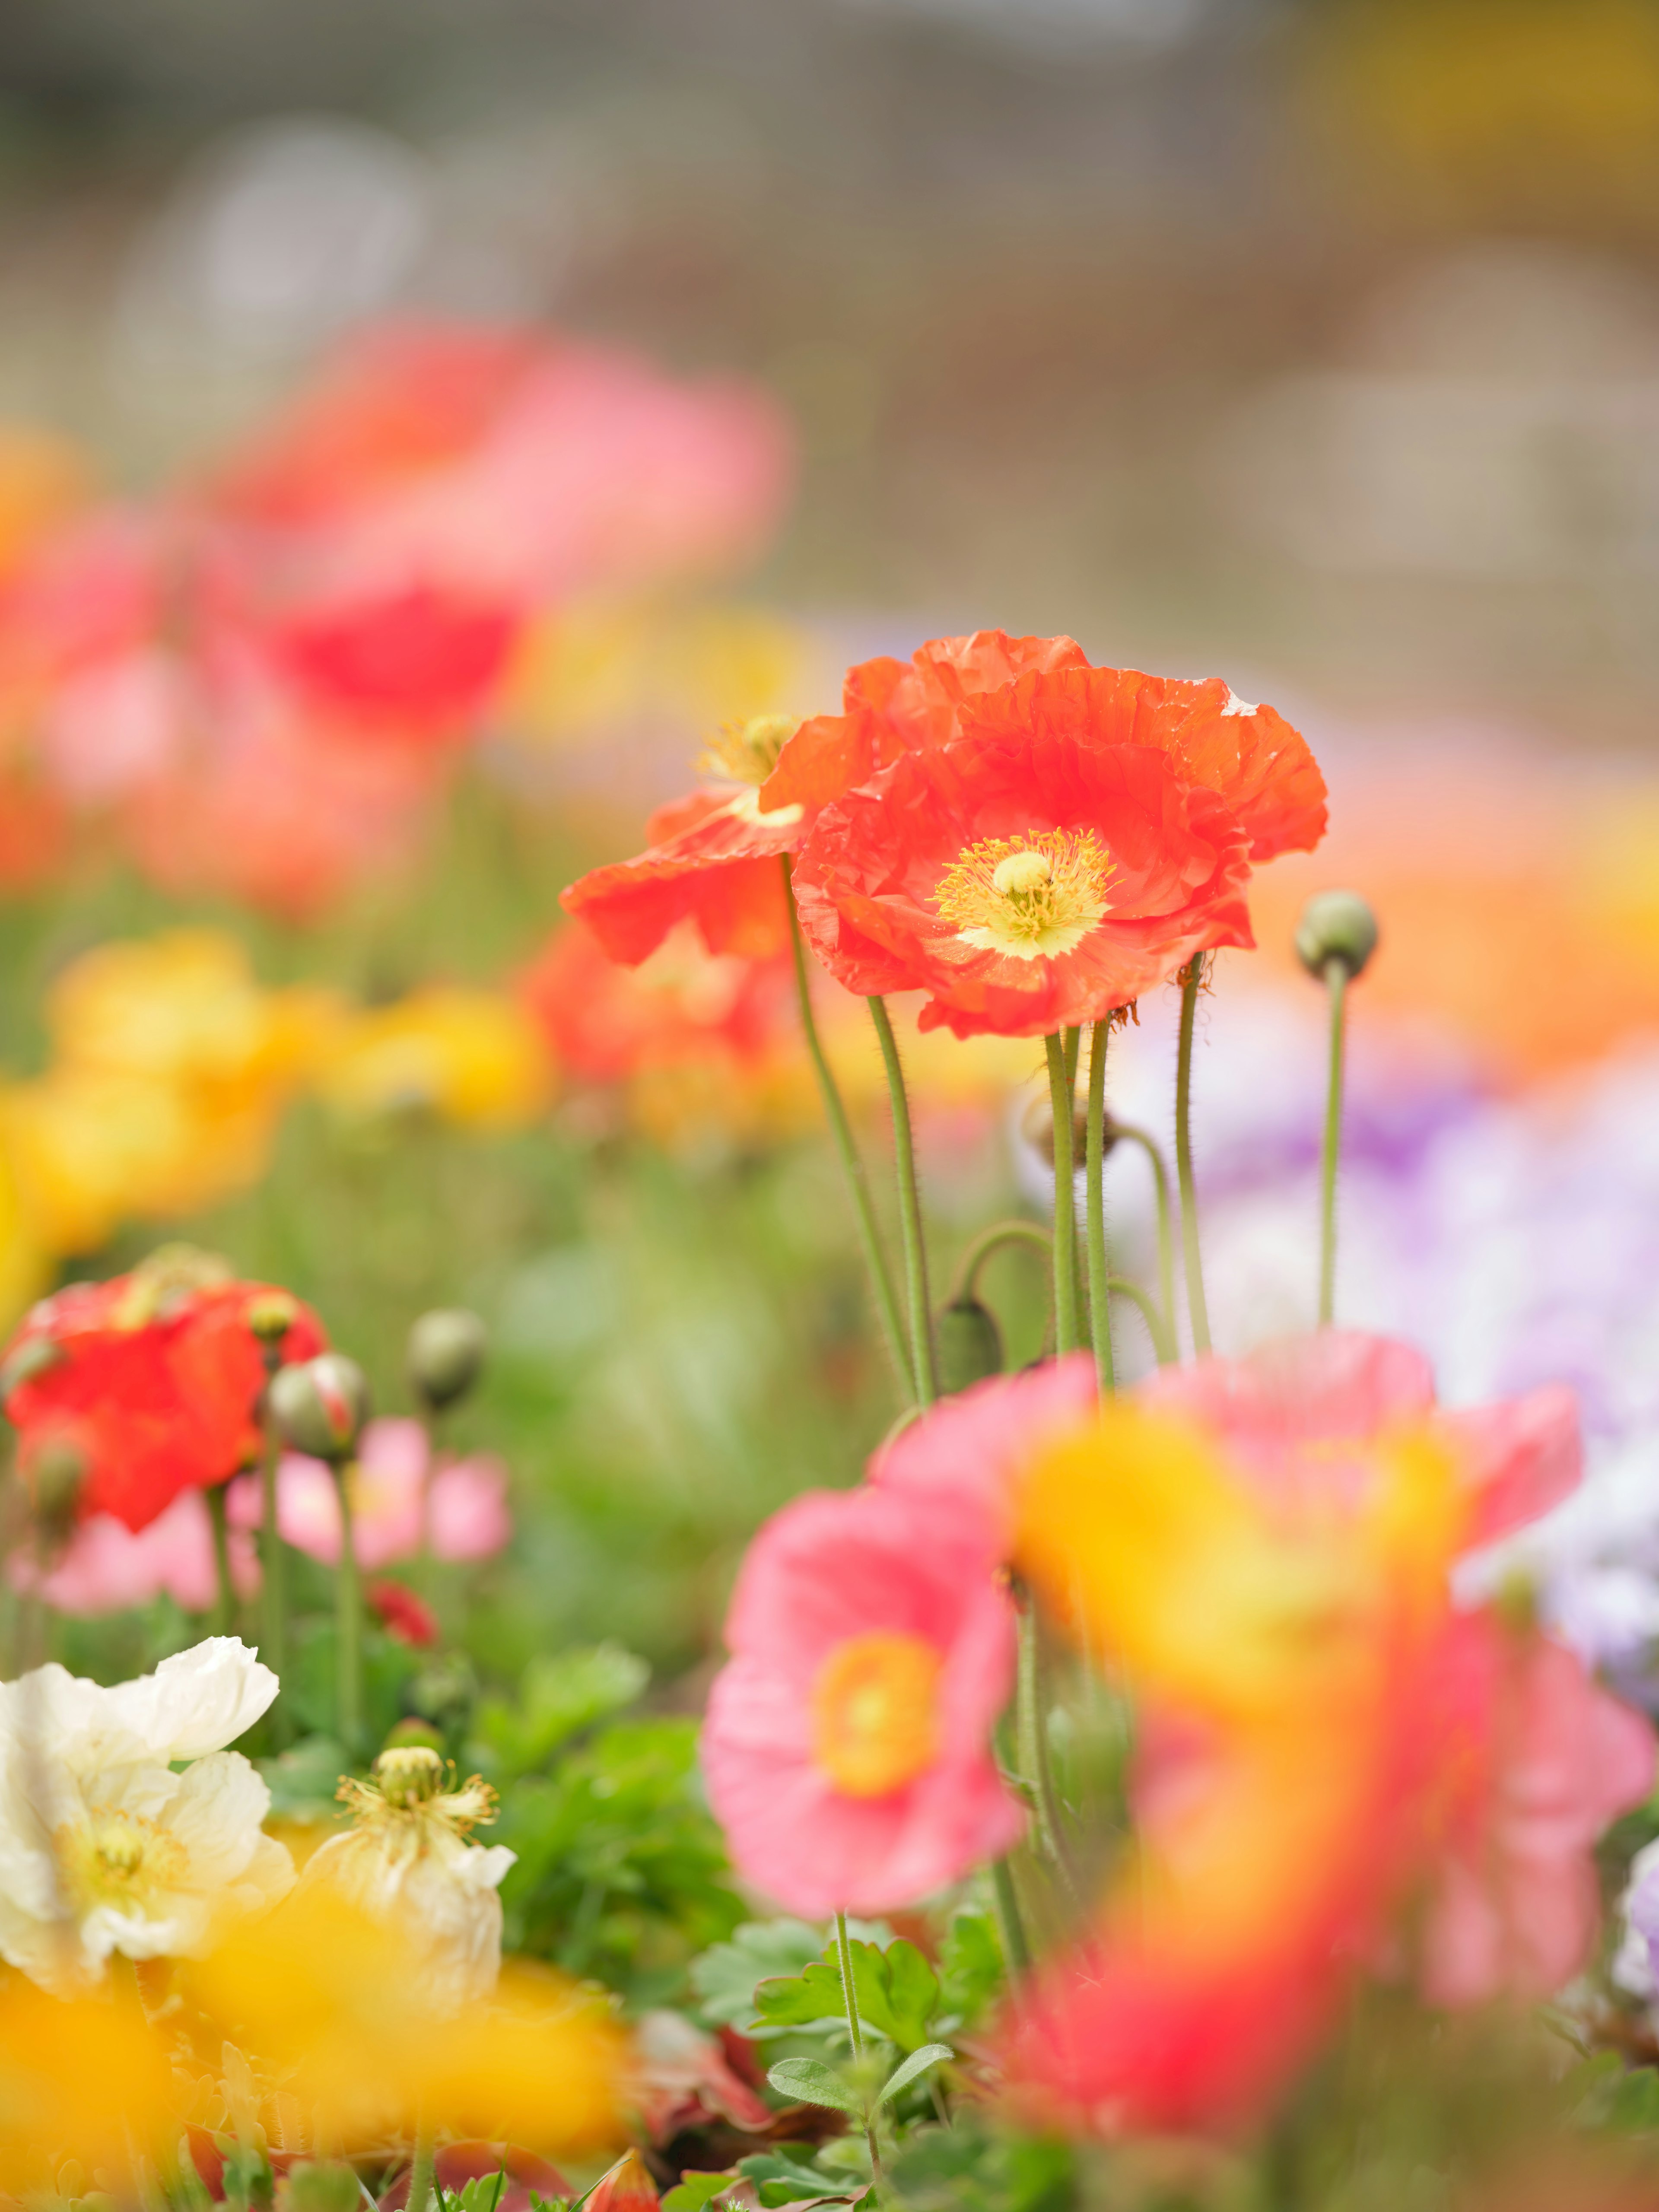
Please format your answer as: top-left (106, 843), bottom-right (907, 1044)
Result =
top-left (696, 714), bottom-right (800, 788)
top-left (934, 830), bottom-right (1115, 961)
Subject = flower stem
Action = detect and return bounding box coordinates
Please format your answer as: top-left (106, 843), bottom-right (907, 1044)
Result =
top-left (258, 1408), bottom-right (286, 1684)
top-left (948, 1220), bottom-right (1052, 1304)
top-left (1174, 955), bottom-right (1212, 1357)
top-left (990, 1855), bottom-right (1032, 1979)
top-left (1106, 1276), bottom-right (1178, 1367)
top-left (835, 1910), bottom-right (884, 2187)
top-left (1318, 957), bottom-right (1350, 1327)
top-left (868, 997), bottom-right (938, 1408)
top-left (1014, 1595), bottom-right (1080, 1904)
top-left (407, 2113), bottom-right (436, 2212)
top-left (1109, 1121), bottom-right (1177, 1343)
top-left (1084, 1019), bottom-right (1116, 1392)
top-left (1043, 1035), bottom-right (1081, 1357)
top-left (782, 860), bottom-right (910, 1394)
top-left (205, 1483), bottom-right (235, 1637)
top-left (332, 1461), bottom-right (363, 1755)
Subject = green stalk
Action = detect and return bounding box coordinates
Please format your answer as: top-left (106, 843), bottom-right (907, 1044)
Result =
top-left (868, 997), bottom-right (938, 1408)
top-left (782, 860), bottom-right (911, 1393)
top-left (332, 1461), bottom-right (362, 1754)
top-left (1174, 956), bottom-right (1212, 1356)
top-left (1014, 1599), bottom-right (1080, 1904)
top-left (258, 1409), bottom-right (286, 1683)
top-left (835, 1910), bottom-right (885, 2186)
top-left (990, 1856), bottom-right (1032, 1979)
top-left (1084, 1019), bottom-right (1116, 1392)
top-left (205, 1483), bottom-right (235, 1637)
top-left (948, 1219), bottom-right (1052, 1304)
top-left (1111, 1122), bottom-right (1177, 1344)
top-left (406, 2114), bottom-right (436, 2212)
top-left (1106, 1276), bottom-right (1178, 1367)
top-left (1318, 958), bottom-right (1350, 1327)
top-left (1043, 1035), bottom-right (1081, 1357)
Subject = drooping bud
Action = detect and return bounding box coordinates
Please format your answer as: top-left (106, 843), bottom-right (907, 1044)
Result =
top-left (1295, 890), bottom-right (1379, 982)
top-left (279, 2162), bottom-right (361, 2212)
top-left (372, 1742), bottom-right (446, 1807)
top-left (405, 1308), bottom-right (487, 1413)
top-left (269, 1354), bottom-right (369, 1463)
top-left (936, 1297), bottom-right (1004, 1395)
top-left (22, 1430), bottom-right (86, 1541)
top-left (1019, 1092), bottom-right (1089, 1171)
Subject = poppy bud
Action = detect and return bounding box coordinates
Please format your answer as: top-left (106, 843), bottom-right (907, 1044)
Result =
top-left (406, 1308), bottom-right (487, 1412)
top-left (269, 1354), bottom-right (370, 1463)
top-left (279, 2163), bottom-right (361, 2212)
top-left (936, 1297), bottom-right (1004, 1394)
top-left (372, 1742), bottom-right (446, 1807)
top-left (1295, 890), bottom-right (1379, 982)
top-left (1019, 1093), bottom-right (1090, 1170)
top-left (585, 2150), bottom-right (661, 2212)
top-left (245, 1291), bottom-right (299, 1346)
top-left (0, 1335), bottom-right (63, 1405)
top-left (23, 1431), bottom-right (86, 1540)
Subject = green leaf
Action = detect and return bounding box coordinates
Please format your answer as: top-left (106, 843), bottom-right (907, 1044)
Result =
top-left (1606, 2064), bottom-right (1659, 2135)
top-left (756, 1936), bottom-right (941, 2052)
top-left (733, 2154), bottom-right (856, 2205)
top-left (477, 1644), bottom-right (649, 1779)
top-left (765, 2059), bottom-right (866, 2119)
top-left (864, 1939), bottom-right (941, 2052)
top-left (938, 1910), bottom-right (1004, 2030)
top-left (661, 2174), bottom-right (735, 2212)
top-left (876, 2043), bottom-right (952, 2107)
top-left (693, 1920), bottom-right (826, 2029)
top-left (754, 1958), bottom-right (853, 2031)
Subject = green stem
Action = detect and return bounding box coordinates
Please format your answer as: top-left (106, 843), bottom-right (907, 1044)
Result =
top-left (1319, 958), bottom-right (1350, 1328)
top-left (990, 1856), bottom-right (1031, 1979)
top-left (835, 1910), bottom-right (884, 2187)
top-left (1174, 955), bottom-right (1212, 1356)
top-left (1084, 1020), bottom-right (1115, 1392)
top-left (407, 2113), bottom-right (436, 2212)
top-left (258, 1410), bottom-right (286, 1684)
top-left (1106, 1277), bottom-right (1178, 1367)
top-left (332, 1461), bottom-right (362, 1755)
top-left (1014, 1599), bottom-right (1080, 1904)
top-left (868, 997), bottom-right (938, 1408)
top-left (948, 1220), bottom-right (1052, 1304)
top-left (205, 1484), bottom-right (235, 1637)
top-left (1043, 1035), bottom-right (1081, 1357)
top-left (783, 861), bottom-right (910, 1393)
top-left (1111, 1122), bottom-right (1177, 1342)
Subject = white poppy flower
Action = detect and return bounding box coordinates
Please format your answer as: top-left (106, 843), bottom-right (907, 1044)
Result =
top-left (0, 1636), bottom-right (292, 1994)
top-left (299, 1744), bottom-right (515, 2014)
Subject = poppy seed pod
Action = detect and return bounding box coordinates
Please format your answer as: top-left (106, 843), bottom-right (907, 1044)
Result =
top-left (245, 1290), bottom-right (299, 1347)
top-left (269, 1353), bottom-right (370, 1463)
top-left (1296, 890), bottom-right (1379, 982)
top-left (372, 1742), bottom-right (446, 1807)
top-left (406, 1308), bottom-right (488, 1412)
top-left (937, 1297), bottom-right (1004, 1395)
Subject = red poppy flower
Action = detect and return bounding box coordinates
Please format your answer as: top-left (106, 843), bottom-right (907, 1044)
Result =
top-left (559, 715), bottom-right (805, 965)
top-left (366, 1578), bottom-right (440, 1648)
top-left (518, 921), bottom-right (793, 1084)
top-left (2, 1257), bottom-right (326, 1532)
top-left (789, 652), bottom-right (1327, 1038)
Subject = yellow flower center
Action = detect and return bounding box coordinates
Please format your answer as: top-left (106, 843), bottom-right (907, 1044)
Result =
top-left (933, 831), bottom-right (1115, 961)
top-left (811, 1631), bottom-right (943, 1798)
top-left (58, 1810), bottom-right (187, 1911)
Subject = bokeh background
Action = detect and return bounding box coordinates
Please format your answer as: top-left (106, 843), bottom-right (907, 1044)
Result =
top-left (8, 0), bottom-right (1659, 1711)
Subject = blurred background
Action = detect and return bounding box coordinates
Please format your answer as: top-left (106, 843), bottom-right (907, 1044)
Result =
top-left (7, 0), bottom-right (1659, 1713)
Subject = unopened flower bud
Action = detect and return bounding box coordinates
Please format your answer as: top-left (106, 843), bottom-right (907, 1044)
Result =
top-left (269, 1354), bottom-right (369, 1463)
top-left (1019, 1093), bottom-right (1089, 1170)
top-left (0, 1335), bottom-right (63, 1405)
top-left (1295, 890), bottom-right (1379, 982)
top-left (406, 1308), bottom-right (487, 1412)
top-left (372, 1742), bottom-right (445, 1806)
top-left (381, 1715), bottom-right (445, 1757)
top-left (936, 1297), bottom-right (1004, 1395)
top-left (245, 1291), bottom-right (299, 1346)
top-left (23, 1432), bottom-right (86, 1541)
top-left (279, 2163), bottom-right (361, 2212)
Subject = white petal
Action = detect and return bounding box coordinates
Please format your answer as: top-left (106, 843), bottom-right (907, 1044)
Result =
top-left (106, 1638), bottom-right (279, 1760)
top-left (164, 1752), bottom-right (274, 1887)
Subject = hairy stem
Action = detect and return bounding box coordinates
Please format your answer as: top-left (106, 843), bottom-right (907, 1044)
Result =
top-left (782, 860), bottom-right (911, 1393)
top-left (1043, 1035), bottom-right (1081, 1357)
top-left (1174, 955), bottom-right (1212, 1356)
top-left (1084, 1019), bottom-right (1116, 1392)
top-left (835, 1910), bottom-right (885, 2186)
top-left (1319, 958), bottom-right (1350, 1328)
top-left (332, 1461), bottom-right (362, 1755)
top-left (205, 1483), bottom-right (235, 1637)
top-left (1106, 1276), bottom-right (1179, 1367)
top-left (947, 1219), bottom-right (1052, 1306)
top-left (869, 997), bottom-right (938, 1408)
top-left (406, 2114), bottom-right (436, 2212)
top-left (1014, 1598), bottom-right (1081, 1904)
top-left (990, 1855), bottom-right (1032, 1979)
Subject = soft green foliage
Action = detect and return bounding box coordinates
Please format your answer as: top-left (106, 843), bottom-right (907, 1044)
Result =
top-left (439, 2177), bottom-right (563, 2212)
top-left (496, 1715), bottom-right (744, 2005)
top-left (1571, 2050), bottom-right (1659, 2136)
top-left (764, 2058), bottom-right (867, 2119)
top-left (937, 1908), bottom-right (1005, 2031)
top-left (475, 1642), bottom-right (651, 1780)
top-left (689, 1918), bottom-right (828, 2028)
top-left (661, 2176), bottom-right (736, 2212)
top-left (755, 1935), bottom-right (942, 2052)
top-left (886, 2125), bottom-right (1077, 2212)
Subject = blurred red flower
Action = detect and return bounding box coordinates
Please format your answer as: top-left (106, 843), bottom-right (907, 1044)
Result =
top-left (366, 1578), bottom-right (441, 1649)
top-left (522, 921), bottom-right (795, 1084)
top-left (1, 1257), bottom-right (325, 1532)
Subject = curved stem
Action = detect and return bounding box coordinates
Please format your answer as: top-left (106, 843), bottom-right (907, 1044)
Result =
top-left (332, 1461), bottom-right (362, 1755)
top-left (835, 1910), bottom-right (884, 2186)
top-left (948, 1219), bottom-right (1053, 1305)
top-left (1174, 956), bottom-right (1212, 1357)
top-left (1106, 1276), bottom-right (1178, 1367)
top-left (1084, 1019), bottom-right (1116, 1393)
top-left (1110, 1122), bottom-right (1176, 1341)
top-left (868, 997), bottom-right (938, 1408)
top-left (783, 861), bottom-right (910, 1393)
top-left (1014, 1599), bottom-right (1081, 1904)
top-left (205, 1483), bottom-right (235, 1637)
top-left (1319, 958), bottom-right (1350, 1328)
top-left (1043, 1035), bottom-right (1081, 1357)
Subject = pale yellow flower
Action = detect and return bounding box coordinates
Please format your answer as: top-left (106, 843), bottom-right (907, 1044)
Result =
top-left (315, 987), bottom-right (553, 1130)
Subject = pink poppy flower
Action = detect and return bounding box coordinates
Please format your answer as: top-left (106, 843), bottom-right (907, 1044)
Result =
top-left (1135, 1328), bottom-right (1580, 1550)
top-left (227, 1415), bottom-right (510, 1571)
top-left (869, 1353), bottom-right (1098, 1551)
top-left (701, 1481), bottom-right (1023, 1917)
top-left (8, 1488), bottom-right (259, 1616)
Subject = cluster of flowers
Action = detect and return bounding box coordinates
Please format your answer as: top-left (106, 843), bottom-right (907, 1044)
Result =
top-left (0, 321), bottom-right (790, 914)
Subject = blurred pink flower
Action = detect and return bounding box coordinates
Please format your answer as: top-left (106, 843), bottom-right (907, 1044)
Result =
top-left (702, 1481), bottom-right (1023, 1917)
top-left (1137, 1328), bottom-right (1581, 1550)
top-left (870, 1352), bottom-right (1097, 1551)
top-left (7, 1488), bottom-right (259, 1616)
top-left (228, 1415), bottom-right (510, 1571)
